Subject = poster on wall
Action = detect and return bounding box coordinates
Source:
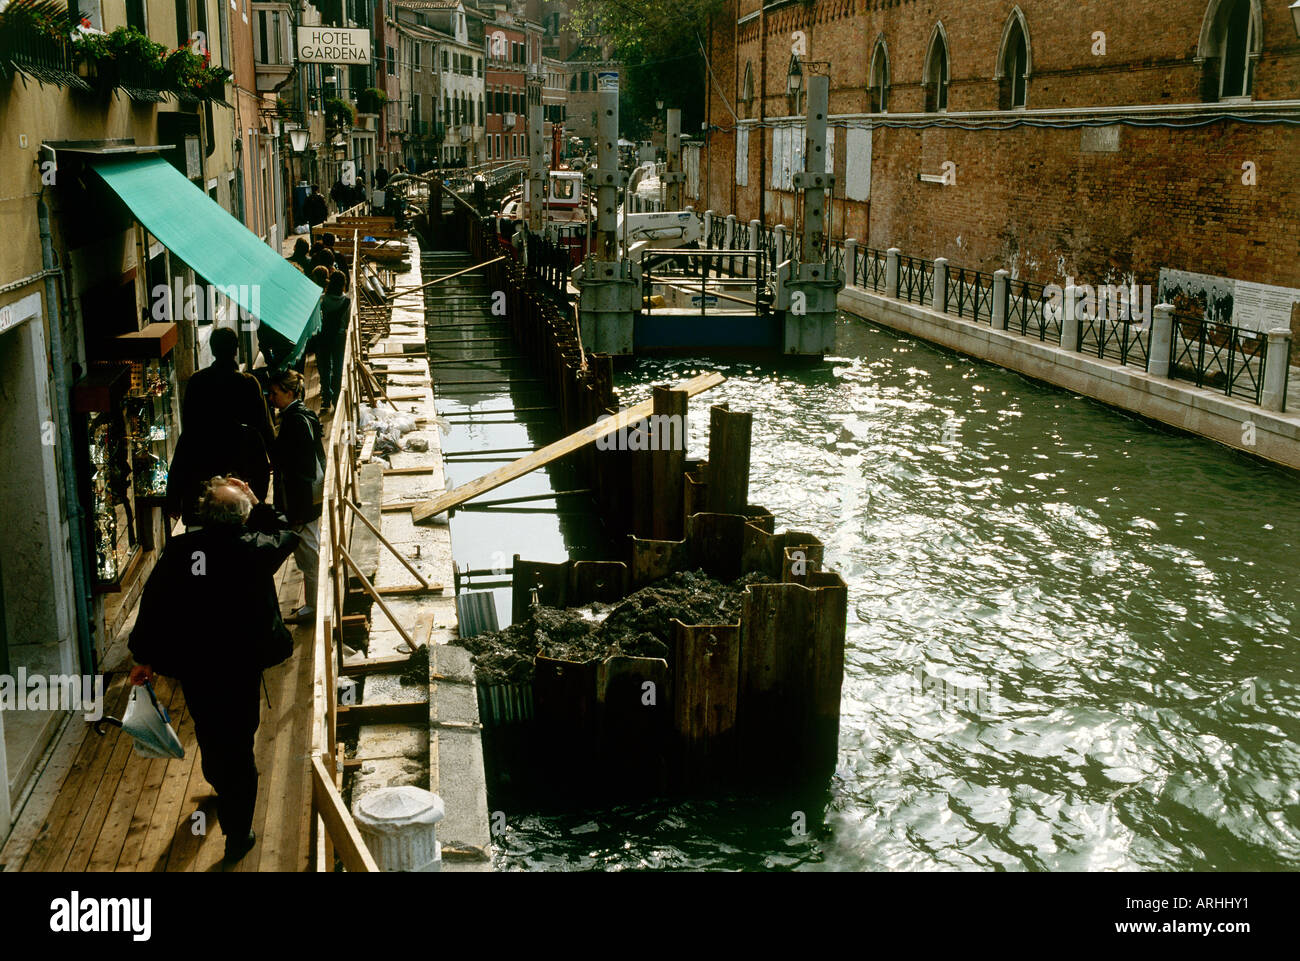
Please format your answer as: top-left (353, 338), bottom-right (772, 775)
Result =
top-left (1158, 268), bottom-right (1300, 332)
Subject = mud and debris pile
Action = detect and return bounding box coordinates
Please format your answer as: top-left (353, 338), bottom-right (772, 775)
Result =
top-left (458, 570), bottom-right (773, 683)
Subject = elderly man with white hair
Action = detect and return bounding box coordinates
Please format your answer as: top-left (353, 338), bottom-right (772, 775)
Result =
top-left (128, 475), bottom-right (300, 863)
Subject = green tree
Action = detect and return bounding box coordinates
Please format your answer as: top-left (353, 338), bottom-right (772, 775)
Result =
top-left (570, 0), bottom-right (725, 140)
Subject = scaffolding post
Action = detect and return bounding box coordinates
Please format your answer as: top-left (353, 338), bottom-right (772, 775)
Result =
top-left (575, 68), bottom-right (637, 355)
top-left (775, 71), bottom-right (842, 356)
top-left (663, 108), bottom-right (684, 211)
top-left (527, 67), bottom-right (546, 235)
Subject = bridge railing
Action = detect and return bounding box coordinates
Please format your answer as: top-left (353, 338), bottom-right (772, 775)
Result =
top-left (641, 248), bottom-right (765, 315)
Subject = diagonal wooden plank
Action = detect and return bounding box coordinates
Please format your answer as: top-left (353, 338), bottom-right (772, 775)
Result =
top-left (410, 372), bottom-right (725, 523)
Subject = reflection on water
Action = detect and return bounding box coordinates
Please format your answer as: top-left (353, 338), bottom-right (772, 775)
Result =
top-left (492, 314), bottom-right (1300, 871)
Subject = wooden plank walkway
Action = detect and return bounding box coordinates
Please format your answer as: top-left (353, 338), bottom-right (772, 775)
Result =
top-left (0, 566), bottom-right (317, 873)
top-left (1, 366), bottom-right (333, 874)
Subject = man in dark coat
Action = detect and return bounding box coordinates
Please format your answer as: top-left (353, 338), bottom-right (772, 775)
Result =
top-left (303, 186), bottom-right (329, 242)
top-left (167, 327), bottom-right (275, 523)
top-left (129, 476), bottom-right (300, 863)
top-left (267, 370), bottom-right (325, 622)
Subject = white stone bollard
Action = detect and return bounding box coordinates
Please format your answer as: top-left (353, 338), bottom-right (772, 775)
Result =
top-left (1149, 304), bottom-right (1175, 378)
top-left (886, 248), bottom-right (901, 299)
top-left (992, 270), bottom-right (1010, 330)
top-left (1261, 329), bottom-right (1293, 412)
top-left (1061, 285), bottom-right (1082, 351)
top-left (353, 786), bottom-right (445, 872)
top-left (932, 257), bottom-right (948, 314)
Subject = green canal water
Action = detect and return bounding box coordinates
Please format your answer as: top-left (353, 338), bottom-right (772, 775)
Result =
top-left (489, 313), bottom-right (1300, 871)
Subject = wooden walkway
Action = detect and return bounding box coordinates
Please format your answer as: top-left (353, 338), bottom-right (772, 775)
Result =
top-left (0, 562), bottom-right (317, 873)
top-left (2, 366), bottom-right (334, 873)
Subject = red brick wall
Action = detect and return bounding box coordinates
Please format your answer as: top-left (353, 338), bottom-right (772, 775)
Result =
top-left (701, 0), bottom-right (1300, 288)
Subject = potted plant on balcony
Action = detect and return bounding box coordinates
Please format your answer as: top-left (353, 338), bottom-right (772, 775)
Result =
top-left (356, 86), bottom-right (387, 129)
top-left (326, 96), bottom-right (356, 131)
top-left (0, 0), bottom-right (82, 88)
top-left (105, 26), bottom-right (166, 99)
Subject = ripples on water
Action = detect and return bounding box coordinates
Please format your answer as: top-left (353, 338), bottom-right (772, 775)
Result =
top-left (494, 315), bottom-right (1300, 871)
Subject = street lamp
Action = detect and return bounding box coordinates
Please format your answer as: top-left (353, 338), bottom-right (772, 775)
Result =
top-left (288, 125), bottom-right (310, 154)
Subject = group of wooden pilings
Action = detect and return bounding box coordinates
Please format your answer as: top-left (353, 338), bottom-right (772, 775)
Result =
top-left (441, 211), bottom-right (847, 798)
top-left (485, 399), bottom-right (848, 798)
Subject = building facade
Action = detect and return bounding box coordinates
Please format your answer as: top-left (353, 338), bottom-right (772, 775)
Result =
top-left (701, 0), bottom-right (1300, 295)
top-left (0, 0), bottom-right (254, 843)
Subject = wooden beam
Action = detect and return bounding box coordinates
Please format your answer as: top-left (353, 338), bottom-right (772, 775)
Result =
top-left (411, 372), bottom-right (726, 523)
top-left (343, 495), bottom-right (431, 590)
top-left (374, 583), bottom-right (445, 596)
top-left (382, 465), bottom-right (437, 476)
top-left (335, 701), bottom-right (428, 726)
top-left (310, 755), bottom-right (379, 873)
top-left (338, 544), bottom-right (418, 651)
top-left (385, 257), bottom-right (505, 300)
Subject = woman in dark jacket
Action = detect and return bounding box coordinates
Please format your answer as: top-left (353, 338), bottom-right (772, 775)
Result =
top-left (268, 370), bottom-right (325, 623)
top-left (318, 271), bottom-right (351, 412)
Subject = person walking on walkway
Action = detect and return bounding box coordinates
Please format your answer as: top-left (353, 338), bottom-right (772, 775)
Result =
top-left (318, 271), bottom-right (351, 413)
top-left (267, 370), bottom-right (325, 624)
top-left (287, 238), bottom-right (311, 273)
top-left (168, 327), bottom-right (274, 523)
top-left (128, 475), bottom-right (300, 863)
top-left (304, 185), bottom-right (328, 243)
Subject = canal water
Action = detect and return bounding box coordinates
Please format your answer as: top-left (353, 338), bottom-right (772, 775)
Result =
top-left (489, 313), bottom-right (1300, 871)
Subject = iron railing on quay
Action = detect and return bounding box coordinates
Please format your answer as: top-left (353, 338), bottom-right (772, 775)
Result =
top-left (1006, 278), bottom-right (1058, 342)
top-left (946, 267), bottom-right (995, 323)
top-left (898, 255), bottom-right (934, 306)
top-left (1169, 313), bottom-right (1270, 404)
top-left (1077, 308), bottom-right (1150, 370)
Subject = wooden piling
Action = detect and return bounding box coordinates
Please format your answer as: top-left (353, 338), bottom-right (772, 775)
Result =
top-left (672, 621), bottom-right (741, 787)
top-left (705, 404), bottom-right (752, 515)
top-left (651, 387), bottom-right (688, 540)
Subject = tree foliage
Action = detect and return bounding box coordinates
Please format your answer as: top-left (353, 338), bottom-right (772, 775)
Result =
top-left (570, 0), bottom-right (727, 141)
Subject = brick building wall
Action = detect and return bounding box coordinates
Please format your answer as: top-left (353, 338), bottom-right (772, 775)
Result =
top-left (702, 0), bottom-right (1300, 289)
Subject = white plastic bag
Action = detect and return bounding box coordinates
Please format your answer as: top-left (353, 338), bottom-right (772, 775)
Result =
top-left (121, 682), bottom-right (185, 760)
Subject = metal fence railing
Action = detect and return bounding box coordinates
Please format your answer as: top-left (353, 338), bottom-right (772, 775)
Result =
top-left (1077, 310), bottom-right (1150, 370)
top-left (701, 210), bottom-right (1289, 408)
top-left (1006, 278), bottom-right (1058, 342)
top-left (898, 255), bottom-right (934, 306)
top-left (1169, 313), bottom-right (1269, 404)
top-left (945, 267), bottom-right (995, 323)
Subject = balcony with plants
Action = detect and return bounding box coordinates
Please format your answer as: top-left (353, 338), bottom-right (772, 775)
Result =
top-left (0, 0), bottom-right (87, 90)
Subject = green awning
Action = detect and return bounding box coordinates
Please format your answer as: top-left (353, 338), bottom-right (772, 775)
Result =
top-left (90, 156), bottom-right (321, 366)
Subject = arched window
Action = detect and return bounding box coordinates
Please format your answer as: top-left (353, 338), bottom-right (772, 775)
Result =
top-left (1198, 0), bottom-right (1260, 100)
top-left (868, 39), bottom-right (889, 113)
top-left (786, 55), bottom-right (803, 115)
top-left (923, 27), bottom-right (949, 112)
top-left (741, 61), bottom-right (755, 117)
top-left (997, 10), bottom-right (1030, 110)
